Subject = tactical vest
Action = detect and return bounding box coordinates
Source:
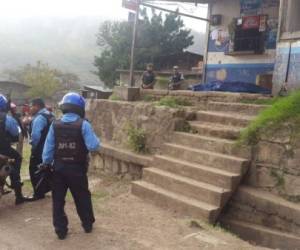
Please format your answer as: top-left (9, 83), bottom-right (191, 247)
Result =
top-left (171, 73), bottom-right (182, 83)
top-left (30, 113), bottom-right (54, 157)
top-left (53, 118), bottom-right (88, 165)
top-left (142, 71), bottom-right (155, 85)
top-left (0, 112), bottom-right (11, 150)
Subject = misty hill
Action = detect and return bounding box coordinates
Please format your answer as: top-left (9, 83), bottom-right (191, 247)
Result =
top-left (0, 16), bottom-right (103, 85)
top-left (0, 16), bottom-right (205, 86)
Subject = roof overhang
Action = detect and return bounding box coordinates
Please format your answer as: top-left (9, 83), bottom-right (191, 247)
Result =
top-left (144, 0), bottom-right (215, 3)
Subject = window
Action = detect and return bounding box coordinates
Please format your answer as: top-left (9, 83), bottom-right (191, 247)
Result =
top-left (281, 0), bottom-right (300, 39)
top-left (227, 16), bottom-right (265, 55)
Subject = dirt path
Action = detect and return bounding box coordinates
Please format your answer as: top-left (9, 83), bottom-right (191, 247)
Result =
top-left (0, 176), bottom-right (269, 250)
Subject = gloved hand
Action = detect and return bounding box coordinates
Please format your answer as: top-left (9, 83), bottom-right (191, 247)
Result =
top-left (35, 163), bottom-right (53, 174)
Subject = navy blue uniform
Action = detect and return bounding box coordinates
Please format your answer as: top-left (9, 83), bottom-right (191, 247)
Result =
top-left (0, 112), bottom-right (23, 194)
top-left (29, 108), bottom-right (54, 198)
top-left (43, 113), bottom-right (100, 236)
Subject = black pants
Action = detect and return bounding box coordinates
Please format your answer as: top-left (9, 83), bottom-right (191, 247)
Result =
top-left (0, 146), bottom-right (22, 188)
top-left (29, 153), bottom-right (45, 197)
top-left (52, 167), bottom-right (95, 234)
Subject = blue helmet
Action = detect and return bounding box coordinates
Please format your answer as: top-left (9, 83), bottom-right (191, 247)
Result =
top-left (59, 92), bottom-right (86, 117)
top-left (0, 94), bottom-right (8, 111)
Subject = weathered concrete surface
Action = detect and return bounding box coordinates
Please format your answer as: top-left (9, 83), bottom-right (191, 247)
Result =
top-left (86, 99), bottom-right (192, 154)
top-left (90, 144), bottom-right (153, 180)
top-left (114, 86), bottom-right (140, 101)
top-left (246, 123), bottom-right (300, 200)
top-left (221, 186), bottom-right (300, 250)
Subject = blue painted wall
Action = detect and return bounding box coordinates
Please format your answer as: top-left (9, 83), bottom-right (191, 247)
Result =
top-left (206, 63), bottom-right (274, 83)
top-left (272, 43), bottom-right (300, 95)
top-left (205, 0), bottom-right (279, 85)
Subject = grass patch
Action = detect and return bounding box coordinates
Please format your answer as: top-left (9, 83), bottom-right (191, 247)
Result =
top-left (142, 95), bottom-right (156, 102)
top-left (21, 142), bottom-right (31, 178)
top-left (125, 123), bottom-right (147, 154)
top-left (239, 91), bottom-right (300, 145)
top-left (109, 93), bottom-right (122, 101)
top-left (156, 76), bottom-right (169, 87)
top-left (156, 96), bottom-right (192, 108)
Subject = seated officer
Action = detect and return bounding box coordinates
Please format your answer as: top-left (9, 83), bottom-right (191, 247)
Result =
top-left (169, 66), bottom-right (184, 90)
top-left (42, 92), bottom-right (100, 240)
top-left (29, 98), bottom-right (54, 200)
top-left (141, 63), bottom-right (156, 89)
top-left (0, 93), bottom-right (28, 205)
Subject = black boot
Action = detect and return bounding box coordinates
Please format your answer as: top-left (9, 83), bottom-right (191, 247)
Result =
top-left (14, 185), bottom-right (32, 205)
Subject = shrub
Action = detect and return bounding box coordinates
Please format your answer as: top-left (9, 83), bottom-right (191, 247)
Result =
top-left (126, 124), bottom-right (147, 153)
top-left (239, 90), bottom-right (300, 145)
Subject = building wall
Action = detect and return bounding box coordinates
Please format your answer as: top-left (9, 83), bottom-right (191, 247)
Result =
top-left (272, 0), bottom-right (300, 95)
top-left (205, 0), bottom-right (280, 84)
top-left (0, 82), bottom-right (29, 105)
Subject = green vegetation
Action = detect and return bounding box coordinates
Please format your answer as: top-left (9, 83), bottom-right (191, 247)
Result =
top-left (95, 9), bottom-right (194, 88)
top-left (109, 93), bottom-right (122, 101)
top-left (142, 95), bottom-right (156, 102)
top-left (239, 91), bottom-right (300, 145)
top-left (156, 77), bottom-right (170, 87)
top-left (21, 143), bottom-right (31, 178)
top-left (157, 96), bottom-right (192, 108)
top-left (6, 61), bottom-right (80, 100)
top-left (270, 169), bottom-right (285, 188)
top-left (125, 124), bottom-right (147, 154)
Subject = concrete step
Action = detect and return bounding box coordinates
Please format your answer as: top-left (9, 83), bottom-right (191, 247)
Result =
top-left (163, 143), bottom-right (249, 175)
top-left (190, 122), bottom-right (242, 140)
top-left (172, 132), bottom-right (250, 158)
top-left (132, 180), bottom-right (220, 223)
top-left (228, 186), bottom-right (300, 235)
top-left (221, 218), bottom-right (300, 250)
top-left (143, 167), bottom-right (230, 207)
top-left (207, 101), bottom-right (268, 116)
top-left (153, 155), bottom-right (240, 189)
top-left (196, 111), bottom-right (254, 127)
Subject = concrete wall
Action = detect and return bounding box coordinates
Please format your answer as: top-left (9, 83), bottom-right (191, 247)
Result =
top-left (273, 39), bottom-right (300, 95)
top-left (206, 0), bottom-right (279, 84)
top-left (86, 99), bottom-right (192, 154)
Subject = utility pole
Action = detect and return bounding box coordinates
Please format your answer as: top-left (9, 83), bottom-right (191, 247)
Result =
top-left (129, 1), bottom-right (140, 87)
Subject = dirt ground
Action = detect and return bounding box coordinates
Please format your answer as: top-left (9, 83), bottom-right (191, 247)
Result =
top-left (0, 174), bottom-right (270, 250)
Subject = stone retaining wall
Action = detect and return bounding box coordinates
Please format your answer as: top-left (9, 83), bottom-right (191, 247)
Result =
top-left (86, 99), bottom-right (193, 154)
top-left (140, 89), bottom-right (270, 105)
top-left (246, 124), bottom-right (300, 202)
top-left (89, 144), bottom-right (152, 180)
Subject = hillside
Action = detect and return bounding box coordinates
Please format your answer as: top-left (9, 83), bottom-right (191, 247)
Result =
top-left (0, 16), bottom-right (205, 87)
top-left (0, 16), bottom-right (103, 85)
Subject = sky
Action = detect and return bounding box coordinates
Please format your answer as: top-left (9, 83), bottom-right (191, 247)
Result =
top-left (0, 0), bottom-right (207, 32)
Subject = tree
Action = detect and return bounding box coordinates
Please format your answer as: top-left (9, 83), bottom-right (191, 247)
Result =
top-left (94, 8), bottom-right (194, 88)
top-left (5, 61), bottom-right (80, 99)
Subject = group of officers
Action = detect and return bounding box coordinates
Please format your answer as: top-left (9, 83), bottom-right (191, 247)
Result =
top-left (141, 64), bottom-right (185, 90)
top-left (0, 92), bottom-right (100, 240)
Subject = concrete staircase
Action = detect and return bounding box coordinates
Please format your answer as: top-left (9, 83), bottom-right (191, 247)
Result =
top-left (132, 100), bottom-right (267, 223)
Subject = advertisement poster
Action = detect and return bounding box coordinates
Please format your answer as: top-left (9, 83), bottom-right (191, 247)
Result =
top-left (242, 15), bottom-right (260, 30)
top-left (240, 0), bottom-right (261, 14)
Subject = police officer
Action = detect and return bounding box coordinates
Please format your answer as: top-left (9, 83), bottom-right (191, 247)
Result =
top-left (169, 66), bottom-right (184, 90)
top-left (28, 98), bottom-right (54, 200)
top-left (42, 92), bottom-right (100, 240)
top-left (0, 93), bottom-right (28, 205)
top-left (141, 63), bottom-right (156, 89)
